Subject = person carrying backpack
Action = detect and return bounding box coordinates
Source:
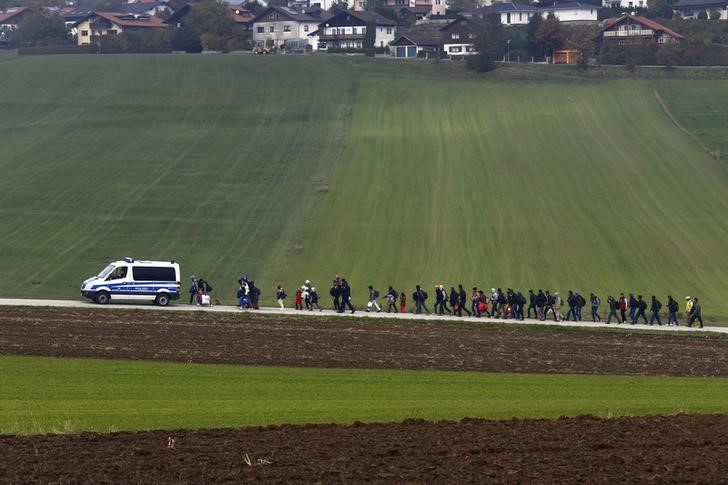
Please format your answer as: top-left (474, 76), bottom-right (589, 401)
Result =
top-left (367, 285), bottom-right (382, 313)
top-left (564, 291), bottom-right (576, 321)
top-left (544, 291), bottom-right (557, 322)
top-left (471, 287), bottom-right (481, 317)
top-left (649, 296), bottom-right (663, 325)
top-left (628, 293), bottom-right (638, 323)
top-left (590, 293), bottom-right (601, 322)
top-left (606, 296), bottom-right (621, 324)
top-left (667, 295), bottom-right (679, 326)
top-left (450, 286), bottom-right (462, 317)
top-left (632, 295), bottom-right (648, 324)
top-left (574, 291), bottom-right (586, 321)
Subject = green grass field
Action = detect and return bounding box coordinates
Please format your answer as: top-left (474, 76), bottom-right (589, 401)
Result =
top-left (0, 54), bottom-right (727, 320)
top-left (3, 355), bottom-right (728, 434)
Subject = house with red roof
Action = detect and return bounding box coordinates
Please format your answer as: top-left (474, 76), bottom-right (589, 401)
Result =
top-left (599, 14), bottom-right (684, 47)
top-left (75, 12), bottom-right (167, 45)
top-left (0, 6), bottom-right (31, 41)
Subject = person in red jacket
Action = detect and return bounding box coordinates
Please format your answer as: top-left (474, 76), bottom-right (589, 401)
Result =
top-left (618, 293), bottom-right (627, 324)
top-left (399, 292), bottom-right (407, 313)
top-left (294, 287), bottom-right (303, 310)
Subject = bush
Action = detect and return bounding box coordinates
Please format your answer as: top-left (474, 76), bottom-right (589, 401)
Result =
top-left (172, 27), bottom-right (202, 53)
top-left (697, 9), bottom-right (708, 20)
top-left (710, 9), bottom-right (721, 20)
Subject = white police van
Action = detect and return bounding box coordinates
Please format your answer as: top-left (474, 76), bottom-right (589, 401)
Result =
top-left (81, 257), bottom-right (181, 306)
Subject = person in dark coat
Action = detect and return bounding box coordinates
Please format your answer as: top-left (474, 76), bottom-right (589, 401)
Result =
top-left (471, 287), bottom-right (481, 317)
top-left (687, 297), bottom-right (703, 328)
top-left (628, 293), bottom-right (638, 323)
top-left (188, 275), bottom-right (199, 304)
top-left (515, 291), bottom-right (525, 320)
top-left (536, 289), bottom-right (547, 320)
top-left (544, 291), bottom-right (557, 322)
top-left (667, 295), bottom-right (679, 326)
top-left (632, 295), bottom-right (648, 324)
top-left (606, 296), bottom-right (621, 324)
top-left (527, 289), bottom-right (537, 319)
top-left (564, 291), bottom-right (576, 321)
top-left (458, 285), bottom-right (471, 316)
top-left (649, 295), bottom-right (662, 326)
top-left (450, 286), bottom-right (461, 316)
top-left (339, 279), bottom-right (355, 313)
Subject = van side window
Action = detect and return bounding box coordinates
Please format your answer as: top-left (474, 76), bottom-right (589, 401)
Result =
top-left (132, 267), bottom-right (176, 282)
top-left (107, 266), bottom-right (127, 280)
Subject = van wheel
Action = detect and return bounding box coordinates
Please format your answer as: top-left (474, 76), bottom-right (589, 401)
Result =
top-left (155, 294), bottom-right (170, 307)
top-left (95, 291), bottom-right (110, 305)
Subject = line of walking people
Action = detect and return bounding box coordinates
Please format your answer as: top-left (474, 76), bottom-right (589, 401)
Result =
top-left (237, 275), bottom-right (706, 328)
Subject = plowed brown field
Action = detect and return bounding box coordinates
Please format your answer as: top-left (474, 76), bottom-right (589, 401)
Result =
top-left (2, 307), bottom-right (728, 483)
top-left (1, 307), bottom-right (727, 376)
top-left (2, 414), bottom-right (728, 483)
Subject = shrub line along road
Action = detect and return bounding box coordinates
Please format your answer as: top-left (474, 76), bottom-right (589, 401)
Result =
top-left (1, 298), bottom-right (725, 335)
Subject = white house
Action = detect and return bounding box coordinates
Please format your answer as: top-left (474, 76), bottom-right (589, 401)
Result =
top-left (252, 5), bottom-right (328, 50)
top-left (602, 0), bottom-right (649, 9)
top-left (539, 2), bottom-right (599, 22)
top-left (673, 0), bottom-right (728, 18)
top-left (314, 10), bottom-right (397, 50)
top-left (374, 0), bottom-right (448, 16)
top-left (487, 2), bottom-right (541, 25)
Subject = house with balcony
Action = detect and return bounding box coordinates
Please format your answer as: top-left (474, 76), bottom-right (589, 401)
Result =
top-left (75, 12), bottom-right (167, 45)
top-left (673, 0), bottom-right (728, 19)
top-left (252, 5), bottom-right (328, 50)
top-left (440, 15), bottom-right (484, 57)
top-left (314, 10), bottom-right (397, 50)
top-left (599, 14), bottom-right (684, 47)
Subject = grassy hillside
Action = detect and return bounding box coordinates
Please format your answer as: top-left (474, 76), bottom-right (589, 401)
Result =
top-left (4, 355), bottom-right (728, 434)
top-left (0, 54), bottom-right (726, 320)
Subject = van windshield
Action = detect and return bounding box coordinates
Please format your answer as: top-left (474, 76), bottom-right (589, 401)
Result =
top-left (97, 264), bottom-right (115, 278)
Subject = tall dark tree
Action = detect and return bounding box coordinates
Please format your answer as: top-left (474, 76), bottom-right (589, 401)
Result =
top-left (15, 10), bottom-right (69, 46)
top-left (466, 18), bottom-right (505, 73)
top-left (534, 15), bottom-right (566, 57)
top-left (525, 13), bottom-right (544, 58)
top-left (364, 19), bottom-right (375, 56)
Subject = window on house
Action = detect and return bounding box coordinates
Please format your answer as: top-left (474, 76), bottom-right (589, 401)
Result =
top-left (468, 33), bottom-right (474, 39)
top-left (519, 12), bottom-right (522, 21)
top-left (284, 25), bottom-right (291, 32)
top-left (269, 25), bottom-right (274, 32)
top-left (452, 32), bottom-right (460, 40)
top-left (257, 26), bottom-right (264, 33)
top-left (304, 24), bottom-right (309, 32)
top-left (461, 20), bottom-right (466, 25)
top-left (81, 30), bottom-right (88, 36)
top-left (352, 27), bottom-right (357, 34)
top-left (386, 27), bottom-right (392, 34)
top-left (450, 46), bottom-right (461, 52)
top-left (506, 12), bottom-right (511, 23)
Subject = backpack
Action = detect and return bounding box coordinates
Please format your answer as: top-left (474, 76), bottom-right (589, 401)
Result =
top-left (422, 291), bottom-right (428, 300)
top-left (655, 300), bottom-right (662, 310)
top-left (594, 296), bottom-right (601, 306)
top-left (281, 292), bottom-right (287, 300)
top-left (392, 290), bottom-right (399, 300)
top-left (373, 289), bottom-right (380, 299)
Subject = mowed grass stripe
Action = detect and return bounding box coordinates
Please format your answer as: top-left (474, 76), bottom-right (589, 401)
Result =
top-left (2, 355), bottom-right (728, 435)
top-left (288, 76), bottom-right (728, 320)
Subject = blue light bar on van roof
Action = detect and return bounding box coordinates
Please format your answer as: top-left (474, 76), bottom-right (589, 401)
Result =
top-left (124, 257), bottom-right (134, 263)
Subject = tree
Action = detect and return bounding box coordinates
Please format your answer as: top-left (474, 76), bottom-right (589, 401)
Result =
top-left (448, 0), bottom-right (478, 14)
top-left (525, 13), bottom-right (544, 58)
top-left (466, 19), bottom-right (504, 73)
top-left (534, 16), bottom-right (566, 58)
top-left (710, 9), bottom-right (721, 20)
top-left (171, 26), bottom-right (202, 52)
top-left (697, 9), bottom-right (708, 19)
top-left (567, 24), bottom-right (597, 67)
top-left (364, 19), bottom-right (375, 56)
top-left (15, 10), bottom-right (69, 46)
top-left (328, 0), bottom-right (348, 13)
top-left (184, 0), bottom-right (236, 38)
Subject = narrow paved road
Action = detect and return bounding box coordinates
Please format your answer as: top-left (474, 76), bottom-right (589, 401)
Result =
top-left (1, 298), bottom-right (725, 335)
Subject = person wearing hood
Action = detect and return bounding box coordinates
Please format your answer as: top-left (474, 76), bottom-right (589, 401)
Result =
top-left (458, 285), bottom-right (472, 317)
top-left (527, 289), bottom-right (537, 319)
top-left (649, 295), bottom-right (662, 326)
top-left (667, 295), bottom-right (679, 326)
top-left (310, 287), bottom-right (323, 311)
